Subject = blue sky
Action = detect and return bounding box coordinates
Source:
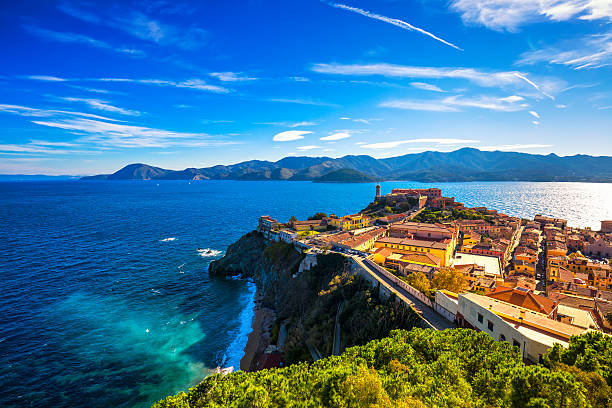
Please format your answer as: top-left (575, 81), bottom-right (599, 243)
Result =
top-left (1, 0), bottom-right (611, 175)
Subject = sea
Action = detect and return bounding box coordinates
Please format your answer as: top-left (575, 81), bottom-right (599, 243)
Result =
top-left (1, 180), bottom-right (611, 408)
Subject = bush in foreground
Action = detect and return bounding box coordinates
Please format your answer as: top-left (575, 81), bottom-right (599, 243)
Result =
top-left (153, 329), bottom-right (611, 408)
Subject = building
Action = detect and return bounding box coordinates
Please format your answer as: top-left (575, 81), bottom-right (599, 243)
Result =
top-left (279, 229), bottom-right (298, 244)
top-left (291, 219), bottom-right (327, 232)
top-left (390, 188), bottom-right (441, 199)
top-left (513, 247), bottom-right (538, 276)
top-left (485, 286), bottom-right (559, 318)
top-left (601, 221), bottom-right (612, 233)
top-left (534, 214), bottom-right (568, 229)
top-left (455, 219), bottom-right (498, 234)
top-left (457, 292), bottom-right (587, 363)
top-left (375, 184), bottom-right (381, 199)
top-left (388, 221), bottom-right (457, 243)
top-left (584, 236), bottom-right (612, 258)
top-left (330, 228), bottom-right (386, 252)
top-left (374, 236), bottom-right (454, 267)
top-left (328, 213), bottom-right (371, 231)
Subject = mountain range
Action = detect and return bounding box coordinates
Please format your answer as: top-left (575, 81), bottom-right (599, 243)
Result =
top-left (80, 148), bottom-right (612, 183)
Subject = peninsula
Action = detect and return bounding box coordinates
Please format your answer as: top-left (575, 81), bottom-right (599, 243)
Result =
top-left (155, 185), bottom-right (612, 408)
top-left (81, 148), bottom-right (612, 183)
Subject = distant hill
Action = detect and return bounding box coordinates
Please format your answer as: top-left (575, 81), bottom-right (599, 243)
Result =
top-left (0, 174), bottom-right (79, 181)
top-left (313, 168), bottom-right (377, 183)
top-left (80, 148), bottom-right (612, 183)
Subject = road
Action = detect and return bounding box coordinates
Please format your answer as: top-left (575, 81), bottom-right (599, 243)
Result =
top-left (352, 256), bottom-right (454, 330)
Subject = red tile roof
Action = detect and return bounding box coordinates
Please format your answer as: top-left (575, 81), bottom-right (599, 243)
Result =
top-left (486, 286), bottom-right (558, 315)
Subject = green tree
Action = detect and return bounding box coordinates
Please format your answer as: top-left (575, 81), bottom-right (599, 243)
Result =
top-left (403, 272), bottom-right (431, 295)
top-left (308, 212), bottom-right (328, 220)
top-left (431, 268), bottom-right (467, 293)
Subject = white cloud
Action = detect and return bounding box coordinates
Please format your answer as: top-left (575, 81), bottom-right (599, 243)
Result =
top-left (311, 63), bottom-right (557, 97)
top-left (0, 104), bottom-right (124, 122)
top-left (328, 2), bottom-right (463, 50)
top-left (0, 103), bottom-right (234, 151)
top-left (381, 94), bottom-right (528, 112)
top-left (320, 132), bottom-right (351, 141)
top-left (500, 95), bottom-right (525, 103)
top-left (360, 138), bottom-right (480, 149)
top-left (60, 97), bottom-right (141, 116)
top-left (209, 72), bottom-right (258, 82)
top-left (449, 0), bottom-right (612, 31)
top-left (24, 25), bottom-right (144, 56)
top-left (25, 75), bottom-right (67, 82)
top-left (98, 78), bottom-right (230, 93)
top-left (257, 121), bottom-right (317, 128)
top-left (532, 120), bottom-right (540, 125)
top-left (297, 145), bottom-right (321, 151)
top-left (355, 142), bottom-right (367, 145)
top-left (273, 130), bottom-right (312, 142)
top-left (529, 110), bottom-right (540, 119)
top-left (479, 144), bottom-right (552, 150)
top-left (31, 117), bottom-right (232, 148)
top-left (556, 104), bottom-right (567, 108)
top-left (267, 98), bottom-right (338, 107)
top-left (410, 82), bottom-right (446, 92)
top-left (518, 32), bottom-right (612, 70)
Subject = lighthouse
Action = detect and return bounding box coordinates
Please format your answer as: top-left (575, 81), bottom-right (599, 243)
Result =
top-left (375, 183), bottom-right (381, 199)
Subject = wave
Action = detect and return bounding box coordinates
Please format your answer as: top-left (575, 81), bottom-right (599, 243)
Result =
top-left (160, 237), bottom-right (177, 242)
top-left (196, 248), bottom-right (222, 257)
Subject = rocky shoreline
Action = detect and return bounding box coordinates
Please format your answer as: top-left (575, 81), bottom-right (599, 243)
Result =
top-left (239, 290), bottom-right (276, 371)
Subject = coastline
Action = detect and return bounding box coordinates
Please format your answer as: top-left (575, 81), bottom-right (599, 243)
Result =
top-left (240, 289), bottom-right (276, 371)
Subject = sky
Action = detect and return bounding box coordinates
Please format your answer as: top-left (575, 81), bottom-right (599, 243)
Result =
top-left (1, 0), bottom-right (611, 175)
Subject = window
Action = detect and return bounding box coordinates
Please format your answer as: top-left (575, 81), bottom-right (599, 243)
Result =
top-left (500, 334), bottom-right (506, 342)
top-left (477, 313), bottom-right (483, 323)
top-left (513, 339), bottom-right (520, 349)
top-left (487, 320), bottom-right (494, 331)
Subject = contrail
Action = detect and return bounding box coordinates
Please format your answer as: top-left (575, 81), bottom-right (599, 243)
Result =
top-left (328, 2), bottom-right (463, 51)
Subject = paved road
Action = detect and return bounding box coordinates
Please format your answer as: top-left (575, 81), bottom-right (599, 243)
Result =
top-left (353, 256), bottom-right (454, 330)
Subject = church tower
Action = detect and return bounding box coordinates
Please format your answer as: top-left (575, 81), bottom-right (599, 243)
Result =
top-left (376, 184), bottom-right (381, 199)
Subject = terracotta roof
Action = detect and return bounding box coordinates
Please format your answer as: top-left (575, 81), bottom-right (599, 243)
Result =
top-left (486, 286), bottom-right (558, 315)
top-left (376, 236), bottom-right (450, 250)
top-left (400, 252), bottom-right (441, 266)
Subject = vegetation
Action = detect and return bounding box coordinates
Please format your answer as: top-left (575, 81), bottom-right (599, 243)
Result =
top-left (361, 196), bottom-right (417, 216)
top-left (280, 254), bottom-right (423, 365)
top-left (308, 212), bottom-right (328, 220)
top-left (412, 208), bottom-right (490, 224)
top-left (313, 168), bottom-right (377, 183)
top-left (153, 328), bottom-right (611, 408)
top-left (402, 272), bottom-right (431, 294)
top-left (431, 268), bottom-right (468, 293)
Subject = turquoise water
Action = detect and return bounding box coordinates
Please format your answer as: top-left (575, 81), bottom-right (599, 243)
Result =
top-left (0, 180), bottom-right (610, 407)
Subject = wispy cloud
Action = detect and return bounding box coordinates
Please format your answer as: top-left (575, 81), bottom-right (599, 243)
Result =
top-left (273, 130), bottom-right (313, 142)
top-left (0, 104), bottom-right (124, 122)
top-left (209, 72), bottom-right (258, 82)
top-left (267, 98), bottom-right (339, 107)
top-left (57, 3), bottom-right (208, 50)
top-left (60, 97), bottom-right (141, 116)
top-left (532, 120), bottom-right (540, 125)
top-left (450, 0), bottom-right (612, 32)
top-left (327, 2), bottom-right (463, 51)
top-left (297, 145), bottom-right (321, 151)
top-left (479, 144), bottom-right (553, 151)
top-left (32, 117), bottom-right (231, 148)
top-left (360, 138), bottom-right (479, 149)
top-left (518, 32), bottom-right (612, 70)
top-left (24, 25), bottom-right (145, 56)
top-left (338, 117), bottom-right (377, 124)
top-left (311, 63), bottom-right (558, 97)
top-left (320, 132), bottom-right (351, 141)
top-left (410, 82), bottom-right (446, 92)
top-left (0, 103), bottom-right (235, 150)
top-left (381, 94), bottom-right (528, 112)
top-left (25, 75), bottom-right (67, 82)
top-left (257, 121), bottom-right (317, 128)
top-left (98, 78), bottom-right (230, 93)
top-left (529, 110), bottom-right (540, 119)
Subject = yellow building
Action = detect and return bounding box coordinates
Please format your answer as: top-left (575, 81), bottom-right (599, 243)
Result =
top-left (374, 237), bottom-right (453, 267)
top-left (566, 252), bottom-right (612, 290)
top-left (328, 213), bottom-right (371, 231)
top-left (461, 232), bottom-right (480, 248)
top-left (513, 250), bottom-right (537, 276)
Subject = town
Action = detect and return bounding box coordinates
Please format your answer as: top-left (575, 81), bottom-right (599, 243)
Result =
top-left (258, 186), bottom-right (612, 364)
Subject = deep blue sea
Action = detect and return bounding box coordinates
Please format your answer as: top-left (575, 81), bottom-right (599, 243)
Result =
top-left (1, 180), bottom-right (611, 408)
